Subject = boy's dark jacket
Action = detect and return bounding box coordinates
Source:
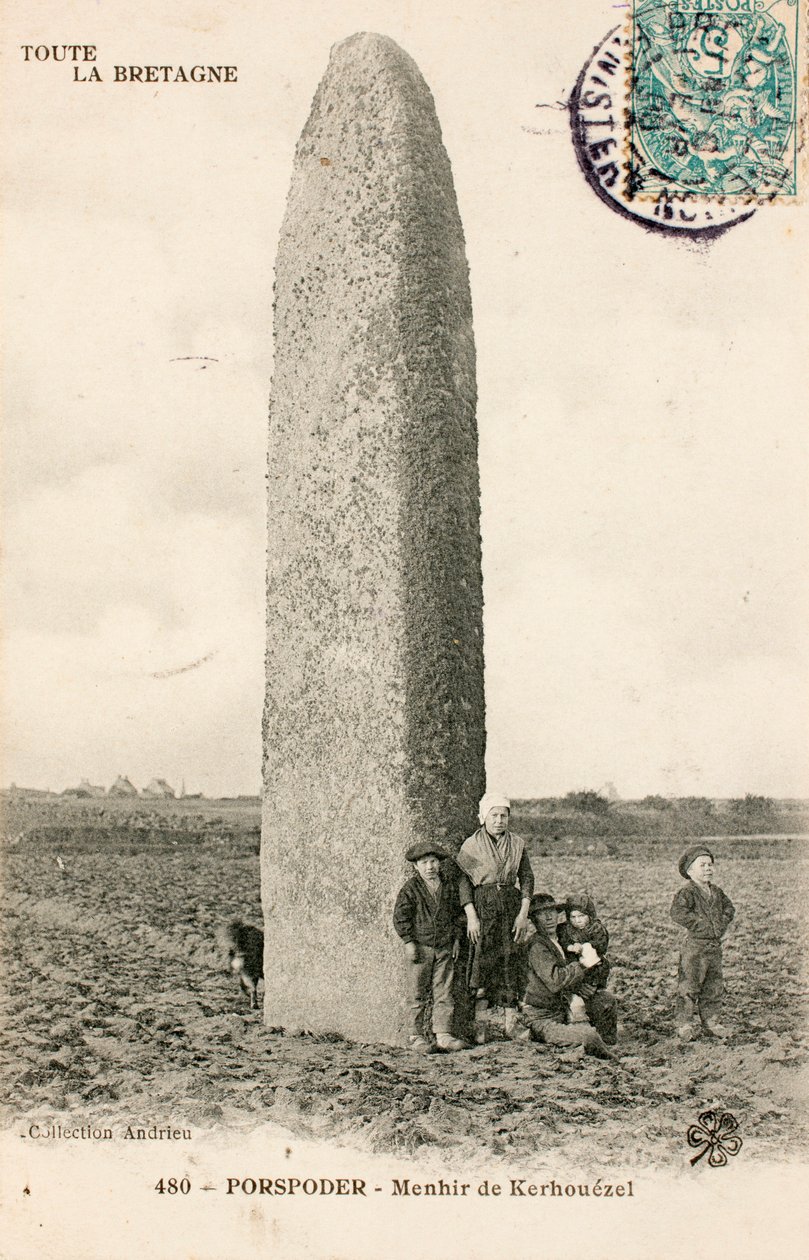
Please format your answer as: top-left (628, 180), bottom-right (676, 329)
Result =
top-left (523, 928), bottom-right (588, 1018)
top-left (670, 882), bottom-right (735, 941)
top-left (393, 870), bottom-right (463, 949)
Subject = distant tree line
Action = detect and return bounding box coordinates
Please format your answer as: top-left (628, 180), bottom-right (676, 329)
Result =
top-left (509, 791), bottom-right (796, 845)
top-left (524, 791), bottom-right (777, 816)
top-left (564, 790), bottom-right (609, 814)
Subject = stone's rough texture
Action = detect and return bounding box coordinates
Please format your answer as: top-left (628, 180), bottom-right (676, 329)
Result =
top-left (262, 32), bottom-right (485, 1044)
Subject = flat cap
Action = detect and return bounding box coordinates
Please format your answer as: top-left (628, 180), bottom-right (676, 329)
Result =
top-left (678, 845), bottom-right (714, 879)
top-left (406, 841), bottom-right (449, 863)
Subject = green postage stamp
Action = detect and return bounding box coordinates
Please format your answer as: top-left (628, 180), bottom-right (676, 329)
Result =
top-left (629, 0), bottom-right (803, 199)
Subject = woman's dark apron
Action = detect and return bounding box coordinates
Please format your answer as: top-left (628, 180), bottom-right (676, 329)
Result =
top-left (466, 882), bottom-right (525, 1007)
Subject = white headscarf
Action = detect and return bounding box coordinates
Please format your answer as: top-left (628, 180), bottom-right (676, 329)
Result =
top-left (478, 792), bottom-right (511, 824)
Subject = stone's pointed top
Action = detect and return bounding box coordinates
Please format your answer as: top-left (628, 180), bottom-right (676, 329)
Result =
top-left (332, 31), bottom-right (407, 55)
top-left (321, 31), bottom-right (427, 92)
top-left (290, 30), bottom-right (453, 240)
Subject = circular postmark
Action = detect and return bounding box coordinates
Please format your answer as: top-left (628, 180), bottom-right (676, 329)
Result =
top-left (569, 27), bottom-right (756, 236)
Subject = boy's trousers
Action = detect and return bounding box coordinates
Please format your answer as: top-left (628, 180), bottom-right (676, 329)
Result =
top-left (407, 945), bottom-right (454, 1037)
top-left (677, 939), bottom-right (724, 1026)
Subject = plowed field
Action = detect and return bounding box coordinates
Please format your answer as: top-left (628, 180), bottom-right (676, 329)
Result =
top-left (2, 839), bottom-right (807, 1169)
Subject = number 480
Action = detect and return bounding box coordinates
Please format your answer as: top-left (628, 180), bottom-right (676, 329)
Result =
top-left (154, 1177), bottom-right (190, 1195)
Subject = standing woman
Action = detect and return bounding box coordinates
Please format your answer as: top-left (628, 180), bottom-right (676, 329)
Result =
top-left (456, 792), bottom-right (534, 1040)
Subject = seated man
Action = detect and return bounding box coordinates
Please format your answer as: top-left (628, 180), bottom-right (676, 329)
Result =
top-left (522, 894), bottom-right (618, 1059)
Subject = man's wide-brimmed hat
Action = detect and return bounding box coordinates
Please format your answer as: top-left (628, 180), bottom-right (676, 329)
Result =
top-left (406, 841), bottom-right (448, 863)
top-left (529, 892), bottom-right (563, 915)
top-left (678, 844), bottom-right (714, 879)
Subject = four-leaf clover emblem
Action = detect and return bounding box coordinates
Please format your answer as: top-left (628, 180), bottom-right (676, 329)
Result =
top-left (687, 1109), bottom-right (743, 1167)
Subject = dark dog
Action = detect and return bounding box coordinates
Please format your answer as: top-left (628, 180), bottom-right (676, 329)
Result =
top-left (218, 921), bottom-right (264, 1009)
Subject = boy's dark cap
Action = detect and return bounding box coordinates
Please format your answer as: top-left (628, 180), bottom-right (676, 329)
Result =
top-left (529, 893), bottom-right (563, 914)
top-left (406, 841), bottom-right (448, 863)
top-left (678, 845), bottom-right (714, 879)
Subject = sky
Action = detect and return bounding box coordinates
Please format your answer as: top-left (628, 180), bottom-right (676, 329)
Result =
top-left (2, 0), bottom-right (808, 799)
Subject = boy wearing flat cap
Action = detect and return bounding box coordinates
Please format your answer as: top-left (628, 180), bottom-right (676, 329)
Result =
top-left (670, 845), bottom-right (735, 1042)
top-left (393, 842), bottom-right (467, 1054)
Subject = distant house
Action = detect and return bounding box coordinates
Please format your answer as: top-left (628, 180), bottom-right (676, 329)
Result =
top-left (75, 778), bottom-right (105, 798)
top-left (108, 775), bottom-right (139, 798)
top-left (142, 778), bottom-right (175, 799)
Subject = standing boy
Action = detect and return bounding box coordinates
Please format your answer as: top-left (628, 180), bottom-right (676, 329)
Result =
top-left (393, 842), bottom-right (467, 1054)
top-left (670, 845), bottom-right (735, 1042)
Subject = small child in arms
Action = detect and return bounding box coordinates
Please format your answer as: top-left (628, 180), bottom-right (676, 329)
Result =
top-left (558, 892), bottom-right (617, 1044)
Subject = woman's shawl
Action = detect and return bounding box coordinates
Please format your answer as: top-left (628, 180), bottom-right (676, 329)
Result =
top-left (455, 826), bottom-right (525, 887)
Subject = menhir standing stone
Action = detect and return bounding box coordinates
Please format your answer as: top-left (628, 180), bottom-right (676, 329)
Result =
top-left (262, 32), bottom-right (485, 1044)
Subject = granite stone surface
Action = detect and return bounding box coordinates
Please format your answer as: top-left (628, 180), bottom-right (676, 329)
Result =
top-left (262, 32), bottom-right (485, 1044)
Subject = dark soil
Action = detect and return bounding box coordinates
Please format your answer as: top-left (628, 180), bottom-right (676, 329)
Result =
top-left (2, 833), bottom-right (807, 1170)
